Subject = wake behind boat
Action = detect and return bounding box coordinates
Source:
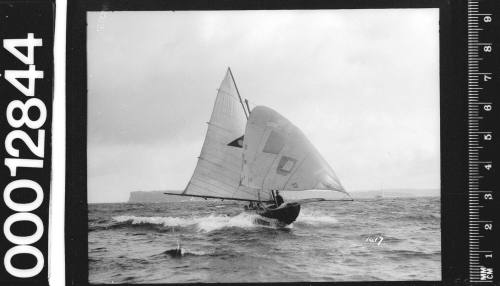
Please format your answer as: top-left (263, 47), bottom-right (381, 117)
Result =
top-left (164, 68), bottom-right (352, 226)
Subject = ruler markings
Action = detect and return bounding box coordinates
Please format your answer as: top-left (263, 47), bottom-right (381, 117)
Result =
top-left (468, 1), bottom-right (494, 283)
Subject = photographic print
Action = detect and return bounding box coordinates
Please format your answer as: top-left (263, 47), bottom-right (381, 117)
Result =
top-left (86, 9), bottom-right (441, 283)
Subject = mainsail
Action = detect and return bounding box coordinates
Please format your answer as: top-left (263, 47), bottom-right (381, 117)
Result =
top-left (179, 68), bottom-right (271, 202)
top-left (241, 106), bottom-right (349, 200)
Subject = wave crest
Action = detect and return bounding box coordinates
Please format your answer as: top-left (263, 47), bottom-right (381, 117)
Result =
top-left (113, 213), bottom-right (260, 232)
top-left (295, 210), bottom-right (338, 225)
top-left (107, 209), bottom-right (338, 232)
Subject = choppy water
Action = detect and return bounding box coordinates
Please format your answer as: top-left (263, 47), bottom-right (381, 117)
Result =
top-left (89, 197), bottom-right (441, 283)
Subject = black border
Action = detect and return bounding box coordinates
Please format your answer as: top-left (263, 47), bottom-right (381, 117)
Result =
top-left (0, 1), bottom-right (54, 285)
top-left (66, 0), bottom-right (466, 285)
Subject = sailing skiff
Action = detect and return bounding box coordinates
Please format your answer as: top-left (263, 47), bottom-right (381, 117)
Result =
top-left (165, 68), bottom-right (352, 226)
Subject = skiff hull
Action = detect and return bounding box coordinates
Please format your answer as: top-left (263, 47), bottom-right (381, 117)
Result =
top-left (256, 202), bottom-right (301, 225)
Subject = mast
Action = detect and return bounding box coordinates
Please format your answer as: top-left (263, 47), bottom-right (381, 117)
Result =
top-left (244, 99), bottom-right (251, 116)
top-left (228, 67), bottom-right (249, 119)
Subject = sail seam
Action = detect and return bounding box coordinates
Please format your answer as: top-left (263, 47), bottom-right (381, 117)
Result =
top-left (187, 182), bottom-right (233, 197)
top-left (198, 156), bottom-right (241, 175)
top-left (191, 177), bottom-right (237, 192)
top-left (199, 153), bottom-right (241, 169)
top-left (197, 163), bottom-right (240, 181)
top-left (207, 122), bottom-right (237, 134)
top-left (190, 178), bottom-right (258, 198)
top-left (188, 181), bottom-right (260, 200)
top-left (251, 127), bottom-right (273, 191)
top-left (218, 88), bottom-right (240, 101)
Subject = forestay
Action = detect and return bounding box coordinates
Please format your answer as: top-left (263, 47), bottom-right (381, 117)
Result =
top-left (241, 106), bottom-right (349, 199)
top-left (183, 69), bottom-right (271, 202)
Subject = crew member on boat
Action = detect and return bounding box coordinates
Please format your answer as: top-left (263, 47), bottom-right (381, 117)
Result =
top-left (275, 191), bottom-right (284, 207)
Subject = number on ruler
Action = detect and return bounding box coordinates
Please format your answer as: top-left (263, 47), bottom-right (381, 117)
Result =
top-left (484, 223), bottom-right (492, 231)
top-left (484, 163), bottom-right (492, 171)
top-left (484, 134), bottom-right (492, 141)
top-left (484, 193), bottom-right (493, 200)
top-left (484, 45), bottom-right (492, 52)
top-left (483, 75), bottom-right (492, 82)
top-left (484, 16), bottom-right (492, 22)
top-left (484, 104), bottom-right (492, 111)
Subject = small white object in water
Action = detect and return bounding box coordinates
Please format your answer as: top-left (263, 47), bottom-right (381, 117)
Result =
top-left (177, 239), bottom-right (183, 256)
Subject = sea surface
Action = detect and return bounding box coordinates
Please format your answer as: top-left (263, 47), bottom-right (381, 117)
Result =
top-left (89, 197), bottom-right (441, 283)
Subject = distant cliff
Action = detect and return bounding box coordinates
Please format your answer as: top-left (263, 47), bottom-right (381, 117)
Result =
top-left (128, 191), bottom-right (197, 203)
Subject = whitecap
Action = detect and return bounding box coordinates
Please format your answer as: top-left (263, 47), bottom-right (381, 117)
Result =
top-left (295, 210), bottom-right (338, 225)
top-left (112, 212), bottom-right (261, 233)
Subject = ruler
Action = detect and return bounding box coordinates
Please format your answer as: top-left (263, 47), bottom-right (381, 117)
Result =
top-left (467, 0), bottom-right (497, 283)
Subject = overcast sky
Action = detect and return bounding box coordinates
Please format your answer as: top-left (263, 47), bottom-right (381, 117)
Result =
top-left (87, 9), bottom-right (440, 203)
